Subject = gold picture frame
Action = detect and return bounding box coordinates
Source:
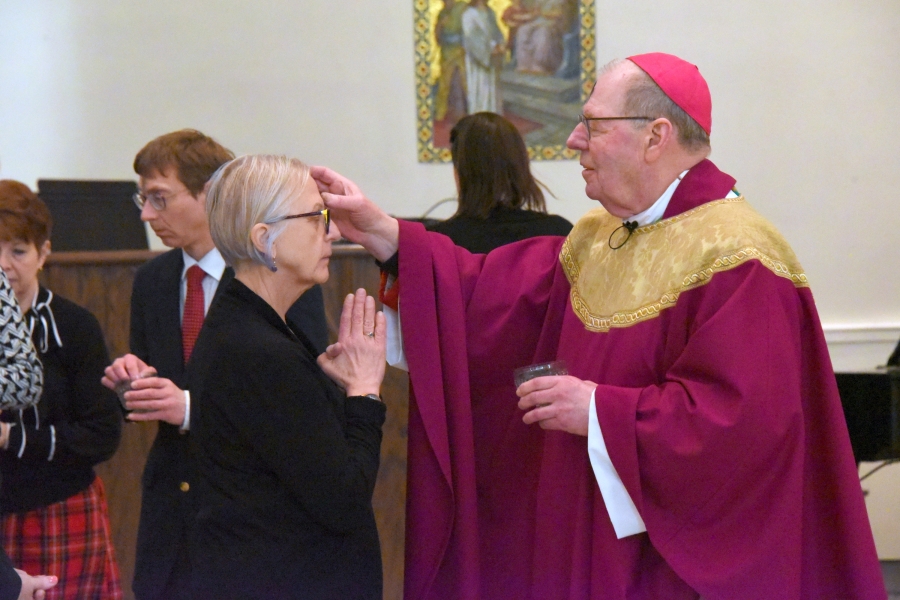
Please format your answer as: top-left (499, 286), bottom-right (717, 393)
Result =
top-left (414, 0), bottom-right (596, 163)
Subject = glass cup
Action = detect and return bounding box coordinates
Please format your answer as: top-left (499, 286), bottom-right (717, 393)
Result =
top-left (116, 370), bottom-right (156, 414)
top-left (513, 360), bottom-right (568, 388)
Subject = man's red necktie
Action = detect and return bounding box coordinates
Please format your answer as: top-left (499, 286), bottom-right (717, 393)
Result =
top-left (182, 265), bottom-right (206, 363)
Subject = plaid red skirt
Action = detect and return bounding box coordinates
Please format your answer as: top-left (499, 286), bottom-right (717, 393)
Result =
top-left (1, 476), bottom-right (123, 600)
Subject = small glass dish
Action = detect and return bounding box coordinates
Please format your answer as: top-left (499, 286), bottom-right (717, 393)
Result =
top-left (513, 360), bottom-right (568, 387)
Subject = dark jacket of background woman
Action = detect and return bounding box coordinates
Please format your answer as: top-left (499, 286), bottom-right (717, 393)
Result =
top-left (0, 287), bottom-right (121, 513)
top-left (428, 205), bottom-right (572, 253)
top-left (188, 279), bottom-right (386, 600)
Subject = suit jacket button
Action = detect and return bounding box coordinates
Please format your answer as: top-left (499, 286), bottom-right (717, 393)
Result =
top-left (180, 482), bottom-right (190, 492)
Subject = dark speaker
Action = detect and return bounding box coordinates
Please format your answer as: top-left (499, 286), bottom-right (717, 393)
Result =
top-left (836, 370), bottom-right (900, 462)
top-left (37, 179), bottom-right (147, 251)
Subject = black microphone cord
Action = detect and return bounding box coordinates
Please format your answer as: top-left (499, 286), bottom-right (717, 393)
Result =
top-left (608, 220), bottom-right (639, 250)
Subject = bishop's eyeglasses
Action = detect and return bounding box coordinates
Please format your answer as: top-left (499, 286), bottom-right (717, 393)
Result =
top-left (580, 114), bottom-right (654, 138)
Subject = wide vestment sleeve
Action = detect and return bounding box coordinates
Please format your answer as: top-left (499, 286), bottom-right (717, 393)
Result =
top-left (589, 261), bottom-right (884, 598)
top-left (398, 220), bottom-right (571, 600)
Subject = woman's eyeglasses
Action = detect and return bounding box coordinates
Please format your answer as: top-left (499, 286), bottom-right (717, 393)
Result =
top-left (267, 208), bottom-right (330, 234)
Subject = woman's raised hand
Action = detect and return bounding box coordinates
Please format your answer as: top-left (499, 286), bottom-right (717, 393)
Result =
top-left (317, 288), bottom-right (386, 397)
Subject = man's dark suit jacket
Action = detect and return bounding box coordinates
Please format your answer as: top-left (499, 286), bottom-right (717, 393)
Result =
top-left (130, 249), bottom-right (327, 600)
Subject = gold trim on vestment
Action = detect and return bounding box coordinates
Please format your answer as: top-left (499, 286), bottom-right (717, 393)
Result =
top-left (560, 197), bottom-right (809, 332)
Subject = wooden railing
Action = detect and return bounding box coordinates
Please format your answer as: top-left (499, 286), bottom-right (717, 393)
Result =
top-left (40, 245), bottom-right (408, 600)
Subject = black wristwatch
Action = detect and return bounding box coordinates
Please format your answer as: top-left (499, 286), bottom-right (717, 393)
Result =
top-left (348, 393), bottom-right (382, 403)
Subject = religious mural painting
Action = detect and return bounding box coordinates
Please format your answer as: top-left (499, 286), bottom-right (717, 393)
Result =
top-left (414, 0), bottom-right (596, 163)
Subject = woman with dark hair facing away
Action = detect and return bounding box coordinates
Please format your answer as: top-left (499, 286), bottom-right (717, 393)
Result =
top-left (428, 111), bottom-right (573, 253)
top-left (0, 180), bottom-right (123, 599)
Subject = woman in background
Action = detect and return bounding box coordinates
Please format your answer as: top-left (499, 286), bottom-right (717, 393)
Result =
top-left (0, 180), bottom-right (122, 600)
top-left (428, 112), bottom-right (573, 253)
top-left (189, 155), bottom-right (387, 599)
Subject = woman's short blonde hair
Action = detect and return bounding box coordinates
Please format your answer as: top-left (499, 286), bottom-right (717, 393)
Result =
top-left (206, 155), bottom-right (311, 269)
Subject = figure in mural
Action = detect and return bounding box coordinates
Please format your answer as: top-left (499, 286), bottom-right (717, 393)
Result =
top-left (501, 0), bottom-right (533, 68)
top-left (417, 0), bottom-right (594, 162)
top-left (513, 0), bottom-right (577, 75)
top-left (434, 0), bottom-right (469, 121)
top-left (462, 0), bottom-right (506, 114)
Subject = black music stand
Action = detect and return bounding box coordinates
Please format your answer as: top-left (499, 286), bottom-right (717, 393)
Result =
top-left (836, 368), bottom-right (900, 463)
top-left (37, 179), bottom-right (147, 251)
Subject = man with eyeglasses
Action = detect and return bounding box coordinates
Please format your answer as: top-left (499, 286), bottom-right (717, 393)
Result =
top-left (102, 130), bottom-right (328, 600)
top-left (314, 53), bottom-right (884, 598)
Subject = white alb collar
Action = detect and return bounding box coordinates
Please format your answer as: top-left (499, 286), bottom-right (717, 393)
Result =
top-left (626, 170), bottom-right (689, 227)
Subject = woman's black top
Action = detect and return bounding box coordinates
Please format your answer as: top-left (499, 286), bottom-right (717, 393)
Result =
top-left (0, 287), bottom-right (122, 514)
top-left (188, 279), bottom-right (386, 600)
top-left (427, 206), bottom-right (573, 253)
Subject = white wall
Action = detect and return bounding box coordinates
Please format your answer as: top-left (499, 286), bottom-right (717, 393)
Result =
top-left (2, 0), bottom-right (898, 336)
top-left (1, 1), bottom-right (898, 342)
top-left (2, 0), bottom-right (899, 556)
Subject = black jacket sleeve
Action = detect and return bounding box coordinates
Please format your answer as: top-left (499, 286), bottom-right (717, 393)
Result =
top-left (0, 549), bottom-right (21, 600)
top-left (285, 284), bottom-right (329, 355)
